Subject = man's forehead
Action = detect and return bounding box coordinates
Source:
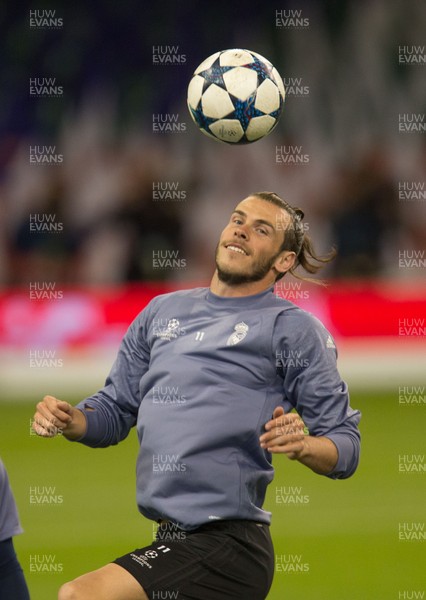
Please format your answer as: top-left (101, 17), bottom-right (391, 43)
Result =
top-left (232, 197), bottom-right (290, 223)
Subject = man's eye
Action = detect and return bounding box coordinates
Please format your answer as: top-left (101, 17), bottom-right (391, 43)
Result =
top-left (257, 228), bottom-right (267, 235)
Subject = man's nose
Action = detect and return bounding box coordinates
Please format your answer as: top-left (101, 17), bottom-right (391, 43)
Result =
top-left (234, 226), bottom-right (248, 240)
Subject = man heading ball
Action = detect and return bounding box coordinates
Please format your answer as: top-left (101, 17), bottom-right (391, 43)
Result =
top-left (34, 192), bottom-right (361, 600)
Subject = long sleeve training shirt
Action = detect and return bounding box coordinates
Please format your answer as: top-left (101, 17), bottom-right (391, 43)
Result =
top-left (74, 286), bottom-right (361, 530)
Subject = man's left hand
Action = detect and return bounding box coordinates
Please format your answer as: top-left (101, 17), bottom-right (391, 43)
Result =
top-left (259, 406), bottom-right (306, 458)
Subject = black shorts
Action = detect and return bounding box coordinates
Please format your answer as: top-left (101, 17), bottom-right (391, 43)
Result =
top-left (0, 538), bottom-right (30, 600)
top-left (113, 520), bottom-right (274, 600)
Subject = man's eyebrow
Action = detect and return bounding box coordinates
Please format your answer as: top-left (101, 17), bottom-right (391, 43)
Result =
top-left (231, 209), bottom-right (276, 231)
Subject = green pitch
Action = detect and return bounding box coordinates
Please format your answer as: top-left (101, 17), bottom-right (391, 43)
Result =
top-left (1, 392), bottom-right (424, 600)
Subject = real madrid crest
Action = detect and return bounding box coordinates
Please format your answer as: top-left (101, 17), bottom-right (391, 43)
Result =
top-left (226, 322), bottom-right (249, 346)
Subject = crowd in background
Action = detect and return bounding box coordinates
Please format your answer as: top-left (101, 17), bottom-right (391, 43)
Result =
top-left (0, 0), bottom-right (424, 287)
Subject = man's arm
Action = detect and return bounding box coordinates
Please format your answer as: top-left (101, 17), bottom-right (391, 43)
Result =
top-left (270, 311), bottom-right (361, 479)
top-left (259, 406), bottom-right (338, 475)
top-left (292, 435), bottom-right (338, 475)
top-left (33, 305), bottom-right (153, 446)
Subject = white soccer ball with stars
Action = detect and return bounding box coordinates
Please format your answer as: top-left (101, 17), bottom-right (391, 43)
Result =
top-left (187, 48), bottom-right (285, 144)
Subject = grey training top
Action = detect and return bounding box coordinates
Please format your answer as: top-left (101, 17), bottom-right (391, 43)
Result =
top-left (75, 287), bottom-right (361, 530)
top-left (0, 459), bottom-right (23, 541)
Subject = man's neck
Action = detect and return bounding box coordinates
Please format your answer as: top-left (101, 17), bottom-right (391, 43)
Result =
top-left (209, 271), bottom-right (275, 298)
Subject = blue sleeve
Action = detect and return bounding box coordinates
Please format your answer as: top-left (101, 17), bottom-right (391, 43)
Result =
top-left (0, 459), bottom-right (23, 540)
top-left (275, 310), bottom-right (361, 479)
top-left (73, 304), bottom-right (152, 448)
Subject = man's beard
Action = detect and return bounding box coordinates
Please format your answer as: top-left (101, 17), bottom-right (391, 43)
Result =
top-left (215, 244), bottom-right (279, 285)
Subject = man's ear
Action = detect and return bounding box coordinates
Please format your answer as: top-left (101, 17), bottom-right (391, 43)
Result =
top-left (273, 251), bottom-right (296, 276)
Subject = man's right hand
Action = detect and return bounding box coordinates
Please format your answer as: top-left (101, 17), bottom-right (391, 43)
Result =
top-left (32, 395), bottom-right (86, 440)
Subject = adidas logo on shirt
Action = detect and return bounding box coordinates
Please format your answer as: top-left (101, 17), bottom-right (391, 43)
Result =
top-left (326, 335), bottom-right (336, 349)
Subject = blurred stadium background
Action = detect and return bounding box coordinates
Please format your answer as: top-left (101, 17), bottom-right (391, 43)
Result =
top-left (0, 1), bottom-right (425, 598)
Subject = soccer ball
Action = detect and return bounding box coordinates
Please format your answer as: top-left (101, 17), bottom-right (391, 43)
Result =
top-left (187, 48), bottom-right (285, 144)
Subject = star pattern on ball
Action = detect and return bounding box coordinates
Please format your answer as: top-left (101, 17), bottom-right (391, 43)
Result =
top-left (198, 58), bottom-right (234, 92)
top-left (198, 53), bottom-right (275, 95)
top-left (188, 104), bottom-right (217, 134)
top-left (250, 56), bottom-right (274, 80)
top-left (232, 95), bottom-right (269, 129)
